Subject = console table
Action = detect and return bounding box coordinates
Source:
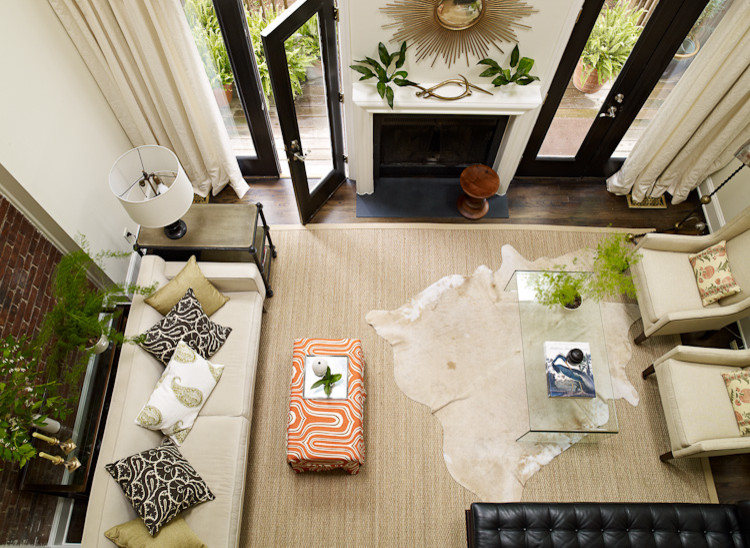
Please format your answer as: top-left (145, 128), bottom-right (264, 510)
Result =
top-left (135, 202), bottom-right (276, 296)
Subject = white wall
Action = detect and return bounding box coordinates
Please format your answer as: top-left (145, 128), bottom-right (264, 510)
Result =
top-left (0, 1), bottom-right (135, 282)
top-left (340, 0), bottom-right (583, 191)
top-left (700, 158), bottom-right (750, 346)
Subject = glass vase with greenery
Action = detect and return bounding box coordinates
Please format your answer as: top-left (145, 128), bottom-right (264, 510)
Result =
top-left (577, 2), bottom-right (645, 90)
top-left (0, 336), bottom-right (63, 469)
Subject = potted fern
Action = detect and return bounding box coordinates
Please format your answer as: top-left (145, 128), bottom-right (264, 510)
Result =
top-left (534, 270), bottom-right (588, 310)
top-left (37, 237), bottom-right (155, 389)
top-left (588, 233), bottom-right (641, 300)
top-left (574, 2), bottom-right (645, 93)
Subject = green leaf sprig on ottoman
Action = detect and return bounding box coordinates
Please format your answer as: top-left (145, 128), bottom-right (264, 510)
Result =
top-left (105, 438), bottom-right (214, 535)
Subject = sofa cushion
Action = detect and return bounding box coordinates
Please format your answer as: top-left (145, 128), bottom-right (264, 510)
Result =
top-left (688, 240), bottom-right (741, 306)
top-left (655, 359), bottom-right (741, 448)
top-left (140, 289), bottom-right (231, 365)
top-left (635, 248), bottom-right (708, 323)
top-left (135, 340), bottom-right (224, 445)
top-left (722, 370), bottom-right (750, 436)
top-left (145, 256), bottom-right (229, 316)
top-left (105, 438), bottom-right (214, 536)
top-left (104, 517), bottom-right (207, 548)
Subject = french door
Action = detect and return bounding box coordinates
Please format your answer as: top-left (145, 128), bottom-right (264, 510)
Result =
top-left (262, 0), bottom-right (346, 224)
top-left (517, 0), bottom-right (712, 178)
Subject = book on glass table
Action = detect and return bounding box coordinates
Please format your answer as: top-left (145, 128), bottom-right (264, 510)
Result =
top-left (544, 341), bottom-right (595, 398)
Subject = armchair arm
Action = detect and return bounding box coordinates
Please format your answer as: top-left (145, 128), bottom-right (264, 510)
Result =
top-left (645, 297), bottom-right (750, 336)
top-left (654, 345), bottom-right (750, 368)
top-left (635, 232), bottom-right (719, 254)
top-left (673, 438), bottom-right (750, 458)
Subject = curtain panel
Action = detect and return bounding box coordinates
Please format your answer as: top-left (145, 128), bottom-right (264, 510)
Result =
top-left (607, 0), bottom-right (750, 204)
top-left (49, 0), bottom-right (249, 198)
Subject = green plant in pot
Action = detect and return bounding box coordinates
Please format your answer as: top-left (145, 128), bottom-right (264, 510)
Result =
top-left (574, 2), bottom-right (645, 93)
top-left (534, 269), bottom-right (589, 310)
top-left (37, 237), bottom-right (155, 391)
top-left (588, 233), bottom-right (641, 301)
top-left (0, 336), bottom-right (64, 469)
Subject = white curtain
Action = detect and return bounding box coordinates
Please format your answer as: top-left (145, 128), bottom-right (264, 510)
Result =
top-left (607, 0), bottom-right (750, 204)
top-left (49, 0), bottom-right (249, 198)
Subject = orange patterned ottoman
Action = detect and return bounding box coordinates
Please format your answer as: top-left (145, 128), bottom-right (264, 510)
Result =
top-left (287, 338), bottom-right (366, 474)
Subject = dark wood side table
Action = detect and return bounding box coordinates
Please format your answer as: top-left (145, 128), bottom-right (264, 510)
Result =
top-left (457, 164), bottom-right (500, 220)
top-left (135, 202), bottom-right (276, 297)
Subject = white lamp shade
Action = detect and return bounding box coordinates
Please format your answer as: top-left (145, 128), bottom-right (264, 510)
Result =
top-left (109, 145), bottom-right (193, 228)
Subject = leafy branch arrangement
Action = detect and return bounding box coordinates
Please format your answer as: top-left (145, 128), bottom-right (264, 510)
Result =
top-left (350, 41), bottom-right (417, 108)
top-left (477, 45), bottom-right (539, 87)
top-left (311, 366), bottom-right (342, 397)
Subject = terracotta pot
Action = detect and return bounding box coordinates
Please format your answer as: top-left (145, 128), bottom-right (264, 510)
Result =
top-left (212, 83), bottom-right (233, 105)
top-left (572, 60), bottom-right (606, 94)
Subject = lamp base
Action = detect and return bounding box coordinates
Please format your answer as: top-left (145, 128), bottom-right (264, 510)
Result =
top-left (163, 219), bottom-right (187, 239)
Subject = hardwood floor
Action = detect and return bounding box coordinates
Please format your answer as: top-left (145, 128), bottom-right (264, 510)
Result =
top-left (216, 175), bottom-right (748, 504)
top-left (215, 176), bottom-right (703, 229)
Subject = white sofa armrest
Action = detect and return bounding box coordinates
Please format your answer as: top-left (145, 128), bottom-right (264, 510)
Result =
top-left (162, 259), bottom-right (266, 298)
top-left (654, 345), bottom-right (750, 368)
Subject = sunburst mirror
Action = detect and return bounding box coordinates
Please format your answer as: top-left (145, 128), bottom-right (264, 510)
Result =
top-left (381, 0), bottom-right (536, 68)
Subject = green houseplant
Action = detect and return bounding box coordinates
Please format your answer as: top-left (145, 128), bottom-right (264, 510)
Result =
top-left (477, 44), bottom-right (540, 87)
top-left (534, 270), bottom-right (588, 310)
top-left (574, 2), bottom-right (645, 93)
top-left (37, 238), bottom-right (155, 390)
top-left (350, 42), bottom-right (417, 108)
top-left (588, 233), bottom-right (641, 300)
top-left (0, 336), bottom-right (63, 469)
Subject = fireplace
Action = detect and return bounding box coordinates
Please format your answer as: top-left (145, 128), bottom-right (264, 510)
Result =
top-left (373, 114), bottom-right (508, 180)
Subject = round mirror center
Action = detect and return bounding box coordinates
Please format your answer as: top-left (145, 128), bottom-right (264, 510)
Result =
top-left (435, 0), bottom-right (484, 30)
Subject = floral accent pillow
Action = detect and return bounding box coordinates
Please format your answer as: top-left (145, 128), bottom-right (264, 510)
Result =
top-left (135, 340), bottom-right (224, 445)
top-left (721, 370), bottom-right (750, 436)
top-left (688, 240), bottom-right (741, 306)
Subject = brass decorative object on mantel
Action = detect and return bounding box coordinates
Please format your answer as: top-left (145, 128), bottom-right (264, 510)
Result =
top-left (413, 75), bottom-right (492, 101)
top-left (381, 0), bottom-right (537, 67)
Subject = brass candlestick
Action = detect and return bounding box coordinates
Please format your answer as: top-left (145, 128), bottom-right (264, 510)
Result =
top-left (32, 431), bottom-right (77, 455)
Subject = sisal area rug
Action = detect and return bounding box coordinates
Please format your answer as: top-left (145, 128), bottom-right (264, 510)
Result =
top-left (240, 225), bottom-right (713, 548)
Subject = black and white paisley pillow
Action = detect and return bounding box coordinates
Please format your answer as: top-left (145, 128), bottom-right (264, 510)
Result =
top-left (105, 438), bottom-right (214, 536)
top-left (140, 288), bottom-right (231, 366)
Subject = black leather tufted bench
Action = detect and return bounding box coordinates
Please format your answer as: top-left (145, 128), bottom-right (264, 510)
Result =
top-left (466, 502), bottom-right (750, 547)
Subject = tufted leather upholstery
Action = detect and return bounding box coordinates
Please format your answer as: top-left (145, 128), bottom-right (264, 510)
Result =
top-left (466, 502), bottom-right (750, 548)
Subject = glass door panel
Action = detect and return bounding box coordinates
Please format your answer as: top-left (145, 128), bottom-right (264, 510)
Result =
top-left (612, 0), bottom-right (734, 157)
top-left (536, 1), bottom-right (646, 158)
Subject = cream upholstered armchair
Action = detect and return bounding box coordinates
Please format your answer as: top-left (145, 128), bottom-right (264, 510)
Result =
top-left (631, 205), bottom-right (750, 343)
top-left (643, 345), bottom-right (750, 461)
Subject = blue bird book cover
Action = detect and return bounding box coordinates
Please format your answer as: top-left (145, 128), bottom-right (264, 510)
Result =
top-left (544, 341), bottom-right (595, 398)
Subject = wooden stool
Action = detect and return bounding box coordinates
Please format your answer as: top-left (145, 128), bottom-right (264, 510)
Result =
top-left (457, 164), bottom-right (500, 220)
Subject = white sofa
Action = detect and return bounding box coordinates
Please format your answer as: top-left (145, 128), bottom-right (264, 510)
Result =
top-left (82, 255), bottom-right (265, 547)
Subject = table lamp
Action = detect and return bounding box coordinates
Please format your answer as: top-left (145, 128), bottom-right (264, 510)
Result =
top-left (109, 145), bottom-right (193, 239)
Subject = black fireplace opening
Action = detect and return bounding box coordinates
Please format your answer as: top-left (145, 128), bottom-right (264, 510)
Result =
top-left (373, 113), bottom-right (508, 180)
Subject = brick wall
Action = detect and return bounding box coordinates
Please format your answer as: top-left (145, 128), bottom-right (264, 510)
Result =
top-left (0, 194), bottom-right (63, 545)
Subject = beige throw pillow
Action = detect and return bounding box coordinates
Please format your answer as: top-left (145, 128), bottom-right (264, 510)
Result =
top-left (104, 517), bottom-right (207, 547)
top-left (688, 240), bottom-right (741, 306)
top-left (145, 255), bottom-right (229, 316)
top-left (721, 370), bottom-right (750, 436)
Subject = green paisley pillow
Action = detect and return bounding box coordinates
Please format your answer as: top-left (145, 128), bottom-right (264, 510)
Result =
top-left (135, 339), bottom-right (224, 444)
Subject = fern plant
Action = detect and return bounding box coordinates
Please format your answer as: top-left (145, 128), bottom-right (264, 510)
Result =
top-left (477, 44), bottom-right (539, 87)
top-left (588, 233), bottom-right (641, 300)
top-left (350, 42), bottom-right (417, 108)
top-left (534, 270), bottom-right (588, 310)
top-left (580, 2), bottom-right (645, 84)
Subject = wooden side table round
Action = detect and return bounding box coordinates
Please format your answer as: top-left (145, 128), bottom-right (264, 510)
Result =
top-left (457, 164), bottom-right (500, 220)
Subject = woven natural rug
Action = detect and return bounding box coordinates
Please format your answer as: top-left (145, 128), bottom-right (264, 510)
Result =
top-left (240, 225), bottom-right (712, 548)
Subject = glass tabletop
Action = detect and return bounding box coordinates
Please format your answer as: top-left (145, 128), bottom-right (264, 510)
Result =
top-left (505, 270), bottom-right (618, 443)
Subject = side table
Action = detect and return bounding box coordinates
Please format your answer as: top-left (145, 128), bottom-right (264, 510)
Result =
top-left (457, 164), bottom-right (500, 220)
top-left (135, 202), bottom-right (276, 297)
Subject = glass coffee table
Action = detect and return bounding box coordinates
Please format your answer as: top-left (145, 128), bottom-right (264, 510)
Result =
top-left (505, 270), bottom-right (618, 444)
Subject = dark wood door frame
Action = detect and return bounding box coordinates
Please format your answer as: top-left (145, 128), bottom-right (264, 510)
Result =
top-left (262, 0), bottom-right (346, 224)
top-left (517, 0), bottom-right (709, 178)
top-left (213, 0), bottom-right (281, 177)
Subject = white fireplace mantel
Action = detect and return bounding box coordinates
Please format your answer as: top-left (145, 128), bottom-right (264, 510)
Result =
top-left (351, 81), bottom-right (542, 194)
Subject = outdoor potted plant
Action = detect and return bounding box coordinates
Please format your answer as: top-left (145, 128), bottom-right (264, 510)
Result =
top-left (0, 335), bottom-right (63, 469)
top-left (573, 2), bottom-right (645, 93)
top-left (37, 237), bottom-right (155, 390)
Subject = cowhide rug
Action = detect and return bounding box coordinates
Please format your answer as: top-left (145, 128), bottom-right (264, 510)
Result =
top-left (366, 244), bottom-right (641, 501)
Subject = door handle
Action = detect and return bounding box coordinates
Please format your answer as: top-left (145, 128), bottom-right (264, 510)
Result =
top-left (288, 139), bottom-right (308, 162)
top-left (599, 106), bottom-right (618, 118)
